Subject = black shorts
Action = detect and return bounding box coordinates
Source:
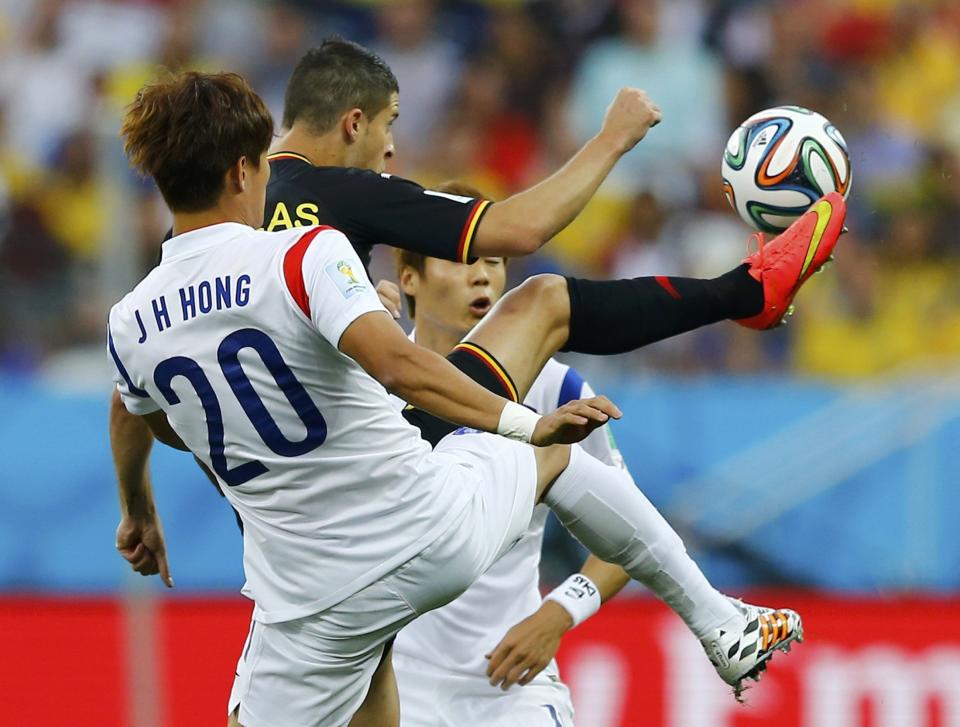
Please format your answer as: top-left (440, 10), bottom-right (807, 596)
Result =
top-left (402, 342), bottom-right (519, 447)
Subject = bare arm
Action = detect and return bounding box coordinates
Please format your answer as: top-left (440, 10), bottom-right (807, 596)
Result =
top-left (472, 88), bottom-right (661, 256)
top-left (111, 389), bottom-right (157, 516)
top-left (338, 311), bottom-right (620, 446)
top-left (581, 555), bottom-right (631, 604)
top-left (486, 556), bottom-right (630, 689)
top-left (110, 391), bottom-right (173, 587)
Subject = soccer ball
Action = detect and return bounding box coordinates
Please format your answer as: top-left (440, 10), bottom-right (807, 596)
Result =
top-left (721, 105), bottom-right (851, 233)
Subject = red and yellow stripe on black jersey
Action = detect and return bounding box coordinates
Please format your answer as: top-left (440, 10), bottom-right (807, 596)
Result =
top-left (456, 199), bottom-right (492, 264)
top-left (450, 341), bottom-right (518, 402)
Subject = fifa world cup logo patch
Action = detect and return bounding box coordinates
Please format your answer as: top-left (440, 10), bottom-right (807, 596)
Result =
top-left (337, 260), bottom-right (360, 285)
top-left (325, 259), bottom-right (367, 299)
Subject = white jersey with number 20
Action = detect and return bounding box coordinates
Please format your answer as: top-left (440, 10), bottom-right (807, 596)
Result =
top-left (108, 223), bottom-right (474, 623)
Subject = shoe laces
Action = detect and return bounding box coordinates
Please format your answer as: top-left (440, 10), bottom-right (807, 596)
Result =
top-left (758, 610), bottom-right (793, 651)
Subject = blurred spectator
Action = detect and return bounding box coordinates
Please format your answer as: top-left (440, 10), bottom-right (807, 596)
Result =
top-left (423, 55), bottom-right (542, 194)
top-left (835, 66), bottom-right (925, 229)
top-left (704, 1), bottom-right (777, 125)
top-left (55, 0), bottom-right (166, 73)
top-left (0, 0), bottom-right (958, 386)
top-left (794, 221), bottom-right (960, 379)
top-left (0, 192), bottom-right (72, 371)
top-left (103, 2), bottom-right (210, 114)
top-left (486, 6), bottom-right (562, 123)
top-left (606, 190), bottom-right (680, 278)
top-left (566, 0), bottom-right (727, 199)
top-left (535, 0), bottom-right (617, 46)
top-left (246, 2), bottom-right (313, 124)
top-left (371, 0), bottom-right (462, 172)
top-left (37, 128), bottom-right (106, 262)
top-left (0, 0), bottom-right (95, 165)
top-left (873, 5), bottom-right (960, 136)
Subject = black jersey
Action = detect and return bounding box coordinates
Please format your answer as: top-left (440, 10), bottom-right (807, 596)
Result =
top-left (263, 151), bottom-right (492, 270)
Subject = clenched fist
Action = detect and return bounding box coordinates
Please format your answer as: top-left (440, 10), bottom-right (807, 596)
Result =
top-left (599, 88), bottom-right (662, 154)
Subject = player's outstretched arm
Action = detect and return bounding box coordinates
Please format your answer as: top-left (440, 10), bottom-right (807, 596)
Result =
top-left (110, 391), bottom-right (174, 587)
top-left (471, 88), bottom-right (661, 257)
top-left (339, 311), bottom-right (620, 446)
top-left (485, 557), bottom-right (629, 689)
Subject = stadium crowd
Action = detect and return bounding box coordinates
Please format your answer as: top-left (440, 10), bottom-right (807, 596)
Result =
top-left (1, 0), bottom-right (959, 380)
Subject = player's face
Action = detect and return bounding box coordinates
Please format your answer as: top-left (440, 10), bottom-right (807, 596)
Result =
top-left (412, 257), bottom-right (507, 338)
top-left (357, 93), bottom-right (399, 173)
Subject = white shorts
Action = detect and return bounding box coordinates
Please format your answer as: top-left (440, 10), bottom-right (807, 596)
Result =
top-left (393, 651), bottom-right (575, 727)
top-left (229, 432), bottom-right (538, 727)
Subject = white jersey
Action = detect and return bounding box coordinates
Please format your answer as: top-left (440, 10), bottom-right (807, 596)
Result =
top-left (393, 352), bottom-right (625, 681)
top-left (108, 223), bottom-right (474, 623)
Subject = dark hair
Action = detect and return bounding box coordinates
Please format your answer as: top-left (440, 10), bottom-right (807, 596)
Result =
top-left (283, 37), bottom-right (399, 133)
top-left (395, 181), bottom-right (497, 319)
top-left (121, 71), bottom-right (273, 212)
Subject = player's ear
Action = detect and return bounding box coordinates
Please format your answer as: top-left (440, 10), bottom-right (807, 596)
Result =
top-left (342, 108), bottom-right (364, 143)
top-left (398, 265), bottom-right (419, 298)
top-left (226, 157), bottom-right (246, 193)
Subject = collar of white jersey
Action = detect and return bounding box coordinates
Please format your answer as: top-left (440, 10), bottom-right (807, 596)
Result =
top-left (161, 222), bottom-right (252, 262)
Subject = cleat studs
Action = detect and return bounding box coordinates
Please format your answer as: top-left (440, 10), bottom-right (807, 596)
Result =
top-left (786, 304), bottom-right (796, 316)
top-left (841, 226), bottom-right (849, 235)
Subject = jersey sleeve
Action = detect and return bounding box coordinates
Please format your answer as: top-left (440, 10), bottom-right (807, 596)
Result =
top-left (282, 226), bottom-right (388, 347)
top-left (331, 170), bottom-right (491, 264)
top-left (107, 309), bottom-right (160, 415)
top-left (557, 367), bottom-right (627, 471)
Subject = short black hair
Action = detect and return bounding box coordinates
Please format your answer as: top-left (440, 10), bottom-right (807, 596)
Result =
top-left (282, 37), bottom-right (399, 133)
top-left (121, 71), bottom-right (273, 212)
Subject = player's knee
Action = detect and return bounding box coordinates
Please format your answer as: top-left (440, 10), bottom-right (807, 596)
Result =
top-left (502, 274), bottom-right (569, 328)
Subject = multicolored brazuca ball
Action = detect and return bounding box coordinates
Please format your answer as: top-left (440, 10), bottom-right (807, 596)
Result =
top-left (722, 105), bottom-right (852, 233)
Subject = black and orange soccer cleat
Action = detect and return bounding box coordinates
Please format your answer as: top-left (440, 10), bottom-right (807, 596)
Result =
top-left (701, 598), bottom-right (804, 701)
top-left (735, 191), bottom-right (847, 330)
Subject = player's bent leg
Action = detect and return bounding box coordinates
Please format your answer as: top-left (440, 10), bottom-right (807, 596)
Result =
top-left (349, 642), bottom-right (400, 727)
top-left (228, 578), bottom-right (415, 727)
top-left (541, 444), bottom-right (803, 698)
top-left (227, 708), bottom-right (243, 727)
top-left (464, 193), bottom-right (847, 381)
top-left (428, 432), bottom-right (540, 574)
top-left (459, 274), bottom-right (571, 401)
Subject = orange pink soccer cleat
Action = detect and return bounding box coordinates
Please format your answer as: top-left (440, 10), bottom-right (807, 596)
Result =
top-left (735, 191), bottom-right (847, 330)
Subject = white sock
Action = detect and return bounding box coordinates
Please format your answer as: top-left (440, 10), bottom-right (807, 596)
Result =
top-left (543, 445), bottom-right (742, 639)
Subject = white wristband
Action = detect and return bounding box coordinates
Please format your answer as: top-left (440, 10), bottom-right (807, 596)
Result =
top-left (544, 574), bottom-right (601, 628)
top-left (497, 400), bottom-right (541, 443)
